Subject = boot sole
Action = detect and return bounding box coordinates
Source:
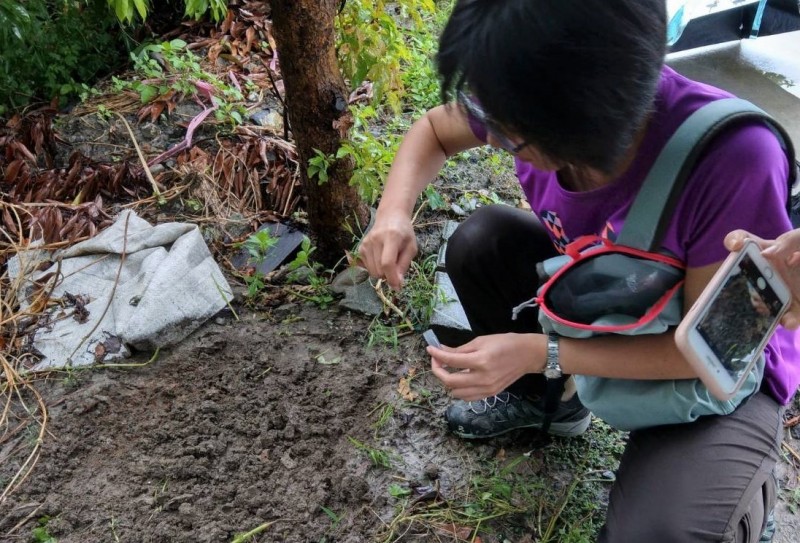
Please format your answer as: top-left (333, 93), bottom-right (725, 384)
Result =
top-left (450, 412), bottom-right (592, 440)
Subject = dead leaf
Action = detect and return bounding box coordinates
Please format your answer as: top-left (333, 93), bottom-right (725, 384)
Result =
top-left (398, 377), bottom-right (418, 401)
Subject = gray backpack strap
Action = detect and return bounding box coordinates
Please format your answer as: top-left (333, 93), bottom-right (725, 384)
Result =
top-left (617, 98), bottom-right (796, 252)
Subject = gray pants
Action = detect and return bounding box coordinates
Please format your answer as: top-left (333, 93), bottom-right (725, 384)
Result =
top-left (445, 206), bottom-right (784, 542)
top-left (599, 392), bottom-right (782, 543)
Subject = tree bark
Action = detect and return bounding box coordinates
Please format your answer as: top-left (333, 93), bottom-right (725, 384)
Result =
top-left (271, 0), bottom-right (370, 267)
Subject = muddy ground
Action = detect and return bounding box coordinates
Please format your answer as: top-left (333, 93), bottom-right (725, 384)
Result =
top-left (2, 283), bottom-right (799, 543)
top-left (0, 297), bottom-right (604, 543)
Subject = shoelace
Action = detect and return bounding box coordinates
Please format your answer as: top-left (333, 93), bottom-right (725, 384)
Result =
top-left (468, 391), bottom-right (518, 414)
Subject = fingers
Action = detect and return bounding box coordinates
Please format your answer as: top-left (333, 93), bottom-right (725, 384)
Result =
top-left (723, 230), bottom-right (768, 252)
top-left (357, 215), bottom-right (416, 290)
top-left (781, 308), bottom-right (800, 330)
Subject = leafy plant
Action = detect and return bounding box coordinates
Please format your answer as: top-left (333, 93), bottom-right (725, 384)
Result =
top-left (238, 230), bottom-right (278, 263)
top-left (0, 0), bottom-right (123, 113)
top-left (286, 237), bottom-right (335, 308)
top-left (307, 149), bottom-right (334, 185)
top-left (388, 483), bottom-right (411, 499)
top-left (347, 436), bottom-right (393, 468)
top-left (107, 0), bottom-right (226, 23)
top-left (115, 39), bottom-right (246, 127)
top-left (32, 516), bottom-right (57, 543)
top-left (335, 105), bottom-right (403, 205)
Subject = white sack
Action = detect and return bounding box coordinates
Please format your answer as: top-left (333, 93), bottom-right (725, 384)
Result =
top-left (12, 210), bottom-right (233, 369)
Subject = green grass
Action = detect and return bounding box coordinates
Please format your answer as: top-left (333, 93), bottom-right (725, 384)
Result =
top-left (381, 419), bottom-right (626, 542)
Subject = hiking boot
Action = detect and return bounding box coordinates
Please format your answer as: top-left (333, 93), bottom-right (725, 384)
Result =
top-left (760, 511), bottom-right (776, 543)
top-left (444, 391), bottom-right (591, 439)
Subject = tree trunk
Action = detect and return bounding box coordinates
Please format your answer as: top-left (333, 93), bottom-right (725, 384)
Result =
top-left (271, 0), bottom-right (370, 267)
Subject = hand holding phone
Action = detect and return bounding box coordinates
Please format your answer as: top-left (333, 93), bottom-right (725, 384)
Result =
top-left (676, 240), bottom-right (791, 400)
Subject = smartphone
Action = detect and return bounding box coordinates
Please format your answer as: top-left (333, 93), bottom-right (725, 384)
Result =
top-left (676, 240), bottom-right (791, 400)
top-left (422, 329), bottom-right (442, 349)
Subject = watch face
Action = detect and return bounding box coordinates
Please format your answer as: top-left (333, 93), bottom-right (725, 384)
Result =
top-left (544, 367), bottom-right (562, 380)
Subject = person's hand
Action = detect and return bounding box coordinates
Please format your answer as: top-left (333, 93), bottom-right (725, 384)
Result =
top-left (427, 333), bottom-right (543, 401)
top-left (725, 229), bottom-right (800, 329)
top-left (358, 210), bottom-right (418, 290)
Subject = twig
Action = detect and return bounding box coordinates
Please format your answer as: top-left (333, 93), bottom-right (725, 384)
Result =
top-left (212, 275), bottom-right (240, 322)
top-left (4, 501), bottom-right (44, 536)
top-left (373, 279), bottom-right (414, 330)
top-left (94, 348), bottom-right (160, 368)
top-left (113, 112), bottom-right (164, 204)
top-left (782, 439), bottom-right (800, 464)
top-left (66, 212), bottom-right (131, 363)
top-left (230, 520), bottom-right (278, 543)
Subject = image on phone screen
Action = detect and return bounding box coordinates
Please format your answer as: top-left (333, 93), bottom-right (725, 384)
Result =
top-left (696, 253), bottom-right (784, 383)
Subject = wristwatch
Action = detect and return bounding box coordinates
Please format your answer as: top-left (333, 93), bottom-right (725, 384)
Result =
top-left (544, 333), bottom-right (563, 380)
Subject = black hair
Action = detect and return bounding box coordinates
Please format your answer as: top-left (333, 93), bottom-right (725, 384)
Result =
top-left (437, 0), bottom-right (667, 174)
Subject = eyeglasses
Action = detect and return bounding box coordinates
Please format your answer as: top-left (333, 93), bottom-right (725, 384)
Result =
top-left (457, 91), bottom-right (529, 154)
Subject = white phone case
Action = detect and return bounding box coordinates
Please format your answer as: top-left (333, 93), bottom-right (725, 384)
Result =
top-left (675, 240), bottom-right (791, 401)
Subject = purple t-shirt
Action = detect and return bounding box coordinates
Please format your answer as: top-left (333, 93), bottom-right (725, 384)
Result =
top-left (469, 66), bottom-right (800, 404)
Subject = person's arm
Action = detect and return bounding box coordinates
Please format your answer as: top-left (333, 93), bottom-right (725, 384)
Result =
top-left (429, 261), bottom-right (720, 401)
top-left (359, 104), bottom-right (483, 289)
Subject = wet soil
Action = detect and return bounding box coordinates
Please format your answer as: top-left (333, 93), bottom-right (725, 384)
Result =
top-left (3, 295), bottom-right (799, 543)
top-left (0, 299), bottom-right (584, 543)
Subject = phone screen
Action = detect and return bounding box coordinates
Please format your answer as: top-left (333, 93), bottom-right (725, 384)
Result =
top-left (696, 252), bottom-right (785, 384)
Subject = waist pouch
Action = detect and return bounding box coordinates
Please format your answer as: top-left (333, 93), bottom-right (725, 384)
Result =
top-left (512, 235), bottom-right (764, 431)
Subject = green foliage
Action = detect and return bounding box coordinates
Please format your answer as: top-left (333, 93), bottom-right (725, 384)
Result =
top-left (307, 149), bottom-right (334, 185)
top-left (0, 0), bottom-right (31, 41)
top-left (387, 483), bottom-right (411, 499)
top-left (0, 0), bottom-right (122, 114)
top-left (335, 0), bottom-right (436, 113)
top-left (107, 0), bottom-right (226, 23)
top-left (115, 39), bottom-right (246, 126)
top-left (347, 436), bottom-right (393, 468)
top-left (423, 185), bottom-right (447, 210)
top-left (333, 0), bottom-right (445, 207)
top-left (336, 106), bottom-right (402, 205)
top-left (32, 516), bottom-right (57, 543)
top-left (238, 230), bottom-right (278, 263)
top-left (287, 237), bottom-right (335, 308)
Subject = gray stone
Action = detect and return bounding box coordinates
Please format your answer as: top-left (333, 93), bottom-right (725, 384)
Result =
top-left (331, 266), bottom-right (370, 294)
top-left (441, 220), bottom-right (460, 242)
top-left (338, 280), bottom-right (383, 316)
top-left (436, 220), bottom-right (461, 271)
top-left (429, 272), bottom-right (473, 346)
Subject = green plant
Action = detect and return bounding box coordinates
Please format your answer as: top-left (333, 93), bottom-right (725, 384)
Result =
top-left (286, 237), bottom-right (335, 308)
top-left (238, 230), bottom-right (278, 263)
top-left (230, 521), bottom-right (277, 543)
top-left (307, 149), bottom-right (334, 185)
top-left (32, 516), bottom-right (57, 543)
top-left (117, 39), bottom-right (246, 127)
top-left (335, 105), bottom-right (402, 205)
top-left (423, 185), bottom-right (448, 211)
top-left (371, 402), bottom-right (394, 431)
top-left (107, 0), bottom-right (226, 23)
top-left (0, 0), bottom-right (123, 113)
top-left (388, 483), bottom-right (411, 499)
top-left (320, 506), bottom-right (344, 529)
top-left (367, 318), bottom-right (404, 348)
top-left (785, 486), bottom-right (800, 515)
top-left (241, 273), bottom-right (266, 300)
top-left (347, 436), bottom-right (393, 468)
top-left (364, 255), bottom-right (441, 348)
